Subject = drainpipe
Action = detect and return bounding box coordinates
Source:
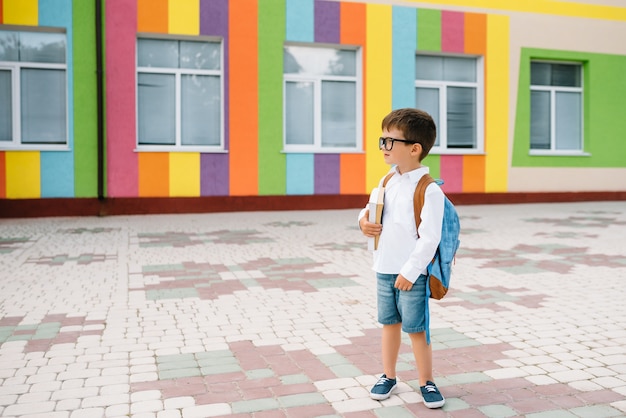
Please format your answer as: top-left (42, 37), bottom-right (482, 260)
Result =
top-left (95, 0), bottom-right (104, 203)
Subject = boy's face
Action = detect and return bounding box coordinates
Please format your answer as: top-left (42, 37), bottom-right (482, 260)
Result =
top-left (380, 127), bottom-right (422, 172)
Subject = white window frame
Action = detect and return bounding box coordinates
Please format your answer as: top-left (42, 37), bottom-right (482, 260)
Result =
top-left (529, 60), bottom-right (585, 156)
top-left (0, 26), bottom-right (69, 151)
top-left (415, 53), bottom-right (484, 155)
top-left (282, 43), bottom-right (363, 154)
top-left (135, 34), bottom-right (225, 153)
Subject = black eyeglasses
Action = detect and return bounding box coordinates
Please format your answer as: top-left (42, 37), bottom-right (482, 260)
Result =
top-left (379, 137), bottom-right (417, 151)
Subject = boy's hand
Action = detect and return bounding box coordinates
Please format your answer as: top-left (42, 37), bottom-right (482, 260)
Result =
top-left (359, 209), bottom-right (382, 238)
top-left (394, 275), bottom-right (413, 291)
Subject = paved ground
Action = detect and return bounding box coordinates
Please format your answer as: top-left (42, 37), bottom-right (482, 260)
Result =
top-left (0, 201), bottom-right (625, 418)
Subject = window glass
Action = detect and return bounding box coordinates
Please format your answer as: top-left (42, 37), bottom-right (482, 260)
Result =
top-left (530, 62), bottom-right (550, 86)
top-left (530, 61), bottom-right (582, 152)
top-left (20, 32), bottom-right (66, 63)
top-left (416, 55), bottom-right (476, 82)
top-left (416, 54), bottom-right (481, 152)
top-left (444, 57), bottom-right (476, 82)
top-left (137, 39), bottom-right (178, 68)
top-left (137, 73), bottom-right (176, 145)
top-left (285, 81), bottom-right (314, 145)
top-left (530, 90), bottom-right (550, 150)
top-left (283, 44), bottom-right (360, 151)
top-left (552, 64), bottom-right (580, 87)
top-left (180, 41), bottom-right (220, 70)
top-left (0, 31), bottom-right (19, 61)
top-left (181, 74), bottom-right (220, 145)
top-left (415, 87), bottom-right (440, 145)
top-left (137, 37), bottom-right (223, 149)
top-left (531, 62), bottom-right (580, 87)
top-left (321, 80), bottom-right (356, 147)
top-left (447, 86), bottom-right (476, 148)
top-left (284, 46), bottom-right (355, 76)
top-left (0, 70), bottom-right (11, 141)
top-left (20, 68), bottom-right (66, 143)
top-left (0, 29), bottom-right (68, 148)
top-left (555, 91), bottom-right (581, 150)
top-left (415, 55), bottom-right (442, 81)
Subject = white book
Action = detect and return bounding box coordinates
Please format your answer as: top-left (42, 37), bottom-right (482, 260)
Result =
top-left (367, 187), bottom-right (385, 251)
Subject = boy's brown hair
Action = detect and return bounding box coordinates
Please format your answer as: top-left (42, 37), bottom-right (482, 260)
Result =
top-left (381, 108), bottom-right (437, 161)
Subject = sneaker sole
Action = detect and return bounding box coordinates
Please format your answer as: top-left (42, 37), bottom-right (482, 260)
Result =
top-left (370, 384), bottom-right (397, 400)
top-left (423, 398), bottom-right (445, 409)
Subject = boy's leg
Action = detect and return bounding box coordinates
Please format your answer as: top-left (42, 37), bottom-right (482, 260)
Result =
top-left (371, 323), bottom-right (401, 400)
top-left (382, 323), bottom-right (402, 378)
top-left (408, 331), bottom-right (432, 385)
top-left (409, 331), bottom-right (445, 409)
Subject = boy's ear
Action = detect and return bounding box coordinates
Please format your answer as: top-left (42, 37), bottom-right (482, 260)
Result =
top-left (412, 142), bottom-right (423, 156)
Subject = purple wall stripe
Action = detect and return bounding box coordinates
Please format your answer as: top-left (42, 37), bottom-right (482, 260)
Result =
top-left (314, 1), bottom-right (340, 193)
top-left (314, 154), bottom-right (340, 194)
top-left (314, 0), bottom-right (340, 43)
top-left (200, 0), bottom-right (229, 196)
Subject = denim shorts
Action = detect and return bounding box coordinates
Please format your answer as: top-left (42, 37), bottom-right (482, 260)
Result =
top-left (376, 272), bottom-right (427, 334)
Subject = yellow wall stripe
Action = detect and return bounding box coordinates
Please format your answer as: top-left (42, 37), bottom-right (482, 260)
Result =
top-left (3, 0), bottom-right (38, 25)
top-left (404, 0), bottom-right (626, 21)
top-left (484, 14), bottom-right (509, 193)
top-left (168, 0), bottom-right (199, 35)
top-left (6, 152), bottom-right (40, 198)
top-left (365, 3), bottom-right (393, 189)
top-left (169, 153), bottom-right (200, 197)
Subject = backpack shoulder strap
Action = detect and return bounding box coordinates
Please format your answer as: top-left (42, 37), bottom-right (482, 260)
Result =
top-left (382, 172), bottom-right (394, 187)
top-left (414, 174), bottom-right (435, 236)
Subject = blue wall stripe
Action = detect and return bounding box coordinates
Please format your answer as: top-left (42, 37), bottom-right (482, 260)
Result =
top-left (285, 0), bottom-right (314, 195)
top-left (286, 154), bottom-right (314, 195)
top-left (40, 0), bottom-right (75, 197)
top-left (392, 6), bottom-right (417, 110)
top-left (286, 0), bottom-right (314, 41)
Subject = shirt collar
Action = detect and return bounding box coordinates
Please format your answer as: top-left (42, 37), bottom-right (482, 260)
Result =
top-left (393, 165), bottom-right (430, 184)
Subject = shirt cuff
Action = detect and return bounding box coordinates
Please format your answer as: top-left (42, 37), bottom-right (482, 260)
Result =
top-left (400, 263), bottom-right (424, 284)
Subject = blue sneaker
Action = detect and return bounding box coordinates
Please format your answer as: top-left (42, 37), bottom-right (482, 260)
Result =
top-left (370, 374), bottom-right (397, 400)
top-left (420, 381), bottom-right (445, 408)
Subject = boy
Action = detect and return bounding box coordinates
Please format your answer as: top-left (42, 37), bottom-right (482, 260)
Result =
top-left (358, 108), bottom-right (445, 409)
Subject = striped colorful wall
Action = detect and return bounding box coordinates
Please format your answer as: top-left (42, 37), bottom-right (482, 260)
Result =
top-left (0, 0), bottom-right (97, 200)
top-left (103, 0), bottom-right (507, 199)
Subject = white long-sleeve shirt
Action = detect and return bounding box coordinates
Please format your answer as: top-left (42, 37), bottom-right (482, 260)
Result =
top-left (359, 166), bottom-right (444, 284)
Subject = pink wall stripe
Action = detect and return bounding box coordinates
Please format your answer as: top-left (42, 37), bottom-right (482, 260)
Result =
top-left (439, 155), bottom-right (464, 193)
top-left (106, 0), bottom-right (138, 197)
top-left (441, 10), bottom-right (464, 53)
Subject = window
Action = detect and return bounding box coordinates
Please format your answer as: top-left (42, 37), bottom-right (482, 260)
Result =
top-left (0, 28), bottom-right (67, 149)
top-left (136, 36), bottom-right (223, 150)
top-left (415, 54), bottom-right (483, 153)
top-left (283, 44), bottom-right (361, 152)
top-left (530, 61), bottom-right (582, 153)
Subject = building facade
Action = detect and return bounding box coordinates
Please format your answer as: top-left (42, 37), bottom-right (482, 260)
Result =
top-left (1, 0), bottom-right (625, 216)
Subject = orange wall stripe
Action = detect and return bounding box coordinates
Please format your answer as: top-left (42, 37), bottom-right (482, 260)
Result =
top-left (463, 12), bottom-right (487, 192)
top-left (138, 153), bottom-right (169, 197)
top-left (464, 12), bottom-right (486, 54)
top-left (339, 1), bottom-right (366, 194)
top-left (137, 0), bottom-right (168, 33)
top-left (0, 0), bottom-right (3, 23)
top-left (228, 0), bottom-right (258, 195)
top-left (462, 155), bottom-right (486, 192)
top-left (0, 152), bottom-right (5, 198)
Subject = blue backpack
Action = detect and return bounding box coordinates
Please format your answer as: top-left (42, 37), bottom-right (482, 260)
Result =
top-left (413, 174), bottom-right (460, 300)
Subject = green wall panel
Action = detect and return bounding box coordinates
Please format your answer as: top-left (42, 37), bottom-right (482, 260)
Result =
top-left (72, 0), bottom-right (99, 197)
top-left (417, 8), bottom-right (441, 51)
top-left (258, 0), bottom-right (287, 195)
top-left (513, 48), bottom-right (626, 168)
